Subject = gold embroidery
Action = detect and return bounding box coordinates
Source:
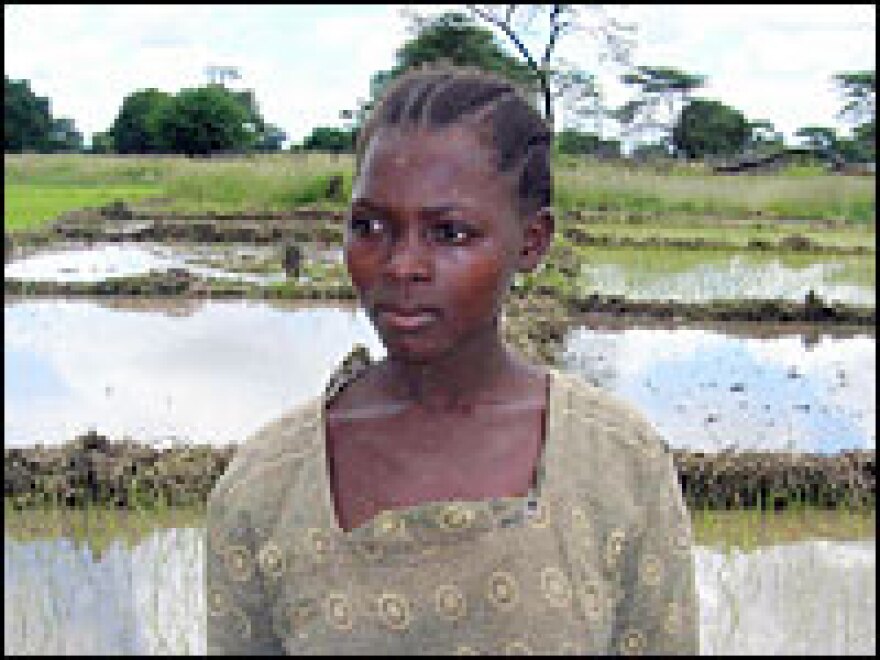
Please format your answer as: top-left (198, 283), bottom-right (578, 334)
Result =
top-left (289, 599), bottom-right (319, 632)
top-left (377, 592), bottom-right (412, 631)
top-left (503, 640), bottom-right (533, 655)
top-left (437, 504), bottom-right (475, 531)
top-left (375, 511), bottom-right (406, 537)
top-left (224, 544), bottom-right (254, 582)
top-left (207, 588), bottom-right (231, 618)
top-left (620, 628), bottom-right (646, 655)
top-left (540, 566), bottom-right (572, 607)
top-left (324, 592), bottom-right (354, 631)
top-left (639, 554), bottom-right (663, 587)
top-left (306, 527), bottom-right (330, 560)
top-left (665, 601), bottom-right (682, 635)
top-left (528, 501), bottom-right (550, 528)
top-left (435, 584), bottom-right (467, 621)
top-left (487, 571), bottom-right (519, 610)
top-left (258, 541), bottom-right (285, 579)
top-left (580, 580), bottom-right (604, 622)
top-left (605, 528), bottom-right (626, 571)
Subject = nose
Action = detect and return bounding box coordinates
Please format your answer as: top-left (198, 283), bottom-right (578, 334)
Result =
top-left (382, 226), bottom-right (432, 282)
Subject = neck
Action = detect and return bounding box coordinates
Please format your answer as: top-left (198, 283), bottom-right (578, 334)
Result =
top-left (382, 324), bottom-right (519, 412)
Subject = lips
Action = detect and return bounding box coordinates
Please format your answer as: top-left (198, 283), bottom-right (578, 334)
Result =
top-left (374, 304), bottom-right (440, 331)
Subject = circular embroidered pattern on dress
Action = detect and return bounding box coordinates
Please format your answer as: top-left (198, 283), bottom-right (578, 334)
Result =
top-left (324, 593), bottom-right (354, 631)
top-left (377, 592), bottom-right (412, 631)
top-left (289, 599), bottom-right (319, 631)
top-left (620, 628), bottom-right (647, 655)
top-left (540, 566), bottom-right (572, 607)
top-left (258, 541), bottom-right (286, 579)
top-left (503, 640), bottom-right (533, 655)
top-left (527, 501), bottom-right (550, 529)
top-left (207, 588), bottom-right (231, 618)
top-left (486, 571), bottom-right (519, 610)
top-left (375, 511), bottom-right (406, 537)
top-left (639, 554), bottom-right (663, 587)
top-left (306, 528), bottom-right (330, 560)
top-left (580, 579), bottom-right (604, 622)
top-left (435, 584), bottom-right (467, 621)
top-left (224, 544), bottom-right (254, 582)
top-left (604, 528), bottom-right (626, 571)
top-left (437, 504), bottom-right (475, 531)
top-left (664, 601), bottom-right (682, 635)
top-left (229, 606), bottom-right (252, 641)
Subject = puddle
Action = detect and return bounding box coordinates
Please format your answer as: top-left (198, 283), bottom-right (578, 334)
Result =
top-left (4, 298), bottom-right (874, 453)
top-left (3, 242), bottom-right (344, 286)
top-left (3, 523), bottom-right (874, 655)
top-left (571, 246), bottom-right (875, 306)
top-left (562, 325), bottom-right (875, 453)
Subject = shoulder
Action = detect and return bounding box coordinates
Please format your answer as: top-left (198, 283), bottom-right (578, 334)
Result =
top-left (208, 395), bottom-right (323, 523)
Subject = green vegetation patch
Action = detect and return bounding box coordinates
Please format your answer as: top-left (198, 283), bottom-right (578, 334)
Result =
top-left (4, 183), bottom-right (163, 232)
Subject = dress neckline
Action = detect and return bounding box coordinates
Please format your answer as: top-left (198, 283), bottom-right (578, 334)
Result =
top-left (317, 367), bottom-right (560, 537)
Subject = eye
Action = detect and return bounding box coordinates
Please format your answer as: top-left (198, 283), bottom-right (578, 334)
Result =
top-left (350, 216), bottom-right (385, 237)
top-left (430, 222), bottom-right (474, 245)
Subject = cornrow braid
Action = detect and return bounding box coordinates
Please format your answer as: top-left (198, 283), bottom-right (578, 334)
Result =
top-left (355, 63), bottom-right (553, 217)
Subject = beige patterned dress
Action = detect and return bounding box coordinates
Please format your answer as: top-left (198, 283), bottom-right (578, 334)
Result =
top-left (206, 362), bottom-right (699, 655)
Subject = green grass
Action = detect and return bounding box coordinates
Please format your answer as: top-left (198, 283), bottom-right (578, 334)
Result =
top-left (5, 152), bottom-right (876, 228)
top-left (4, 183), bottom-right (164, 232)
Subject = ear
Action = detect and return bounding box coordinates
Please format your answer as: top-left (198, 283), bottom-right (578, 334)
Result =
top-left (516, 207), bottom-right (555, 272)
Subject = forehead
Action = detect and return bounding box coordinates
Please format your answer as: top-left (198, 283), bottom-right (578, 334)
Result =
top-left (354, 125), bottom-right (516, 212)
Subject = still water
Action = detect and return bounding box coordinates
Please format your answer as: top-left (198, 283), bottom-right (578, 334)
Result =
top-left (5, 298), bottom-right (874, 453)
top-left (4, 524), bottom-right (875, 655)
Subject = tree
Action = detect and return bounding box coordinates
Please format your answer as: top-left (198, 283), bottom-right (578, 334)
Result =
top-left (746, 120), bottom-right (784, 152)
top-left (467, 4), bottom-right (636, 129)
top-left (555, 128), bottom-right (619, 158)
top-left (254, 123), bottom-right (287, 152)
top-left (794, 126), bottom-right (839, 152)
top-left (110, 88), bottom-right (173, 153)
top-left (671, 98), bottom-right (748, 160)
top-left (346, 11), bottom-right (538, 129)
top-left (158, 84), bottom-right (258, 156)
top-left (619, 66), bottom-right (706, 151)
top-left (4, 76), bottom-right (81, 152)
top-left (301, 126), bottom-right (357, 153)
top-left (833, 70), bottom-right (875, 127)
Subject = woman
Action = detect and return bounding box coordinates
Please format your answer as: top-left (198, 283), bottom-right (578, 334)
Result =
top-left (207, 65), bottom-right (698, 655)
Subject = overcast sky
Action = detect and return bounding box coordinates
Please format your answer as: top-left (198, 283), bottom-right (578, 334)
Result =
top-left (4, 4), bottom-right (876, 146)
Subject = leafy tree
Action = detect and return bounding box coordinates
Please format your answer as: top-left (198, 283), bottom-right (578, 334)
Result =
top-left (671, 98), bottom-right (748, 159)
top-left (794, 126), bottom-right (839, 153)
top-left (254, 123), bottom-right (287, 152)
top-left (89, 130), bottom-right (115, 154)
top-left (344, 11), bottom-right (539, 130)
top-left (619, 66), bottom-right (706, 150)
top-left (110, 88), bottom-right (173, 153)
top-left (4, 76), bottom-right (81, 152)
top-left (301, 126), bottom-right (357, 153)
top-left (158, 84), bottom-right (258, 156)
top-left (746, 120), bottom-right (784, 152)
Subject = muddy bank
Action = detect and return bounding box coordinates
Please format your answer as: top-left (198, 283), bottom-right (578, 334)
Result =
top-left (561, 226), bottom-right (874, 256)
top-left (5, 271), bottom-right (874, 327)
top-left (5, 431), bottom-right (874, 511)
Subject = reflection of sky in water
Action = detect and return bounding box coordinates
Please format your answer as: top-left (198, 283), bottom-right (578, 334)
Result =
top-left (4, 243), bottom-right (287, 285)
top-left (563, 327), bottom-right (875, 453)
top-left (4, 300), bottom-right (385, 447)
top-left (5, 299), bottom-right (875, 453)
top-left (577, 254), bottom-right (875, 306)
top-left (4, 530), bottom-right (874, 655)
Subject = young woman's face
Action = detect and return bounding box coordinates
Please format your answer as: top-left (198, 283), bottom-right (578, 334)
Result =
top-left (346, 124), bottom-right (537, 363)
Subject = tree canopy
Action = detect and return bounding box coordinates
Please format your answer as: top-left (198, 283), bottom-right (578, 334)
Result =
top-left (5, 76), bottom-right (82, 152)
top-left (672, 98), bottom-right (748, 159)
top-left (110, 88), bottom-right (173, 154)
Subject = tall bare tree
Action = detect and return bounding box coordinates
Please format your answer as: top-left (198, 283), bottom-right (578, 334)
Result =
top-left (466, 4), bottom-right (636, 129)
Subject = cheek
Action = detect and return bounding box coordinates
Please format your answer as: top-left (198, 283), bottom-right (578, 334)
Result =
top-left (440, 251), bottom-right (510, 314)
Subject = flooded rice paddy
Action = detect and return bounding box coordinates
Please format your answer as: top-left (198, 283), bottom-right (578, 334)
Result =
top-left (5, 298), bottom-right (874, 453)
top-left (5, 241), bottom-right (875, 305)
top-left (4, 513), bottom-right (875, 655)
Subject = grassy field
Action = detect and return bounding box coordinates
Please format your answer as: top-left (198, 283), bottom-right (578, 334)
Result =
top-left (4, 152), bottom-right (876, 231)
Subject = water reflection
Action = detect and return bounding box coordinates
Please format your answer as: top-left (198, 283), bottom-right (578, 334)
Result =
top-left (5, 299), bottom-right (874, 453)
top-left (574, 248), bottom-right (875, 306)
top-left (4, 528), bottom-right (874, 655)
top-left (563, 326), bottom-right (875, 453)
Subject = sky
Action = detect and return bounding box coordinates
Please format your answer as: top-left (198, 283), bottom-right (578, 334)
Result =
top-left (4, 4), bottom-right (876, 147)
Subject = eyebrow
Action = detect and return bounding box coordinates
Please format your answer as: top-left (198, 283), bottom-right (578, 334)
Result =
top-left (350, 199), bottom-right (470, 216)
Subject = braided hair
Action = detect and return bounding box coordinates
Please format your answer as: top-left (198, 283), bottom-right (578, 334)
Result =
top-left (355, 64), bottom-right (553, 218)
